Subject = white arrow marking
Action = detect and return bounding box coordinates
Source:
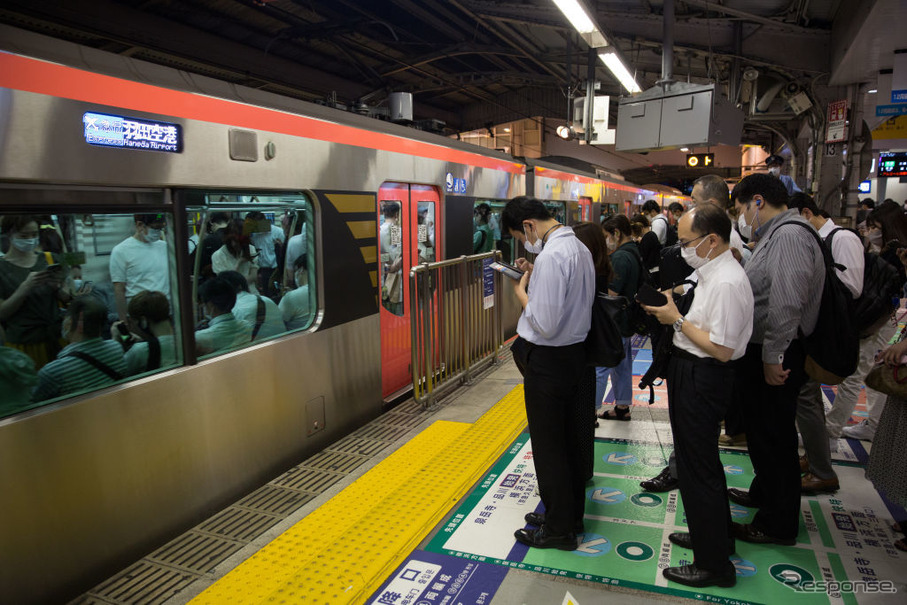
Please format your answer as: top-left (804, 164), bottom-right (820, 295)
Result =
top-left (607, 453), bottom-right (635, 464)
top-left (592, 489), bottom-right (623, 503)
top-left (576, 537), bottom-right (609, 554)
top-left (562, 590), bottom-right (580, 605)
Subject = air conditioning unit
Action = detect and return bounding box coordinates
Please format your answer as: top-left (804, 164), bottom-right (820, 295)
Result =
top-left (615, 82), bottom-right (743, 152)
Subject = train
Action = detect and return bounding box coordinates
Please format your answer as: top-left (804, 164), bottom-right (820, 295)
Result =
top-left (0, 25), bottom-right (687, 604)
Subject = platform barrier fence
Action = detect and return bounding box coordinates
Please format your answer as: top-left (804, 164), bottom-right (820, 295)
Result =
top-left (410, 252), bottom-right (504, 408)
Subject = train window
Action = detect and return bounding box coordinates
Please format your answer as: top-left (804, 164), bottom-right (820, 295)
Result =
top-left (417, 201), bottom-right (436, 264)
top-left (473, 200), bottom-right (516, 263)
top-left (188, 194), bottom-right (316, 359)
top-left (544, 201), bottom-right (567, 225)
top-left (379, 200), bottom-right (404, 316)
top-left (0, 210), bottom-right (182, 417)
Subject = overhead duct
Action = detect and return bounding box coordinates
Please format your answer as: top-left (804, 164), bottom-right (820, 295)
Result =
top-left (615, 0), bottom-right (744, 152)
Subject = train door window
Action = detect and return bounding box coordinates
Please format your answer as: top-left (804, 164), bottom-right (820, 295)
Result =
top-left (544, 201), bottom-right (567, 225)
top-left (187, 193), bottom-right (316, 360)
top-left (417, 201), bottom-right (436, 264)
top-left (474, 200), bottom-right (515, 263)
top-left (379, 200), bottom-right (404, 316)
top-left (0, 199), bottom-right (183, 417)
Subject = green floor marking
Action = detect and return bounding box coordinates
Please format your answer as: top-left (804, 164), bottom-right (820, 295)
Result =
top-left (427, 435), bottom-right (900, 605)
top-left (810, 500), bottom-right (835, 548)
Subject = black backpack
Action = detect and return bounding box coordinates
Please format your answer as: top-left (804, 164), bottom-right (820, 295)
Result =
top-left (653, 215), bottom-right (678, 246)
top-left (770, 222), bottom-right (858, 384)
top-left (621, 246), bottom-right (663, 341)
top-left (826, 228), bottom-right (900, 338)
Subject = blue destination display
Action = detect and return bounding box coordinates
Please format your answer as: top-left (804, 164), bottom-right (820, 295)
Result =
top-left (878, 151), bottom-right (907, 178)
top-left (83, 112), bottom-right (182, 152)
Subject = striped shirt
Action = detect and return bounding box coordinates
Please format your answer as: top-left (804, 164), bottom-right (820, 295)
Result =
top-left (745, 209), bottom-right (825, 364)
top-left (32, 338), bottom-right (127, 402)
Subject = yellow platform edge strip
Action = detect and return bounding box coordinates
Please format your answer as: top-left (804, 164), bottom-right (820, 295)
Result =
top-left (191, 385), bottom-right (526, 605)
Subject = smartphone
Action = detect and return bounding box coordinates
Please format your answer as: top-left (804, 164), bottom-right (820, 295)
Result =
top-left (489, 261), bottom-right (524, 281)
top-left (636, 283), bottom-right (668, 307)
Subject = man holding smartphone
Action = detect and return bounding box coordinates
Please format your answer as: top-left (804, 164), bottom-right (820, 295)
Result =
top-left (642, 204), bottom-right (754, 588)
top-left (502, 196), bottom-right (595, 551)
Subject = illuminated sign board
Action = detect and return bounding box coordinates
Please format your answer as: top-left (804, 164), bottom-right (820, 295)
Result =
top-left (686, 153), bottom-right (714, 168)
top-left (83, 112), bottom-right (182, 153)
top-left (878, 151), bottom-right (907, 178)
top-left (858, 180), bottom-right (871, 193)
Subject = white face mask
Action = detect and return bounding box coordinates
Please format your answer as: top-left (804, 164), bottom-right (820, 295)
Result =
top-left (522, 224), bottom-right (544, 254)
top-left (73, 279), bottom-right (84, 291)
top-left (737, 202), bottom-right (759, 239)
top-left (11, 237), bottom-right (38, 253)
top-left (768, 167), bottom-right (781, 177)
top-left (606, 235), bottom-right (618, 252)
top-left (145, 227), bottom-right (163, 243)
top-left (867, 230), bottom-right (883, 247)
top-left (680, 237), bottom-right (712, 269)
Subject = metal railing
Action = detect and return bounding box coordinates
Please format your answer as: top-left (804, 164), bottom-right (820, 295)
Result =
top-left (410, 251), bottom-right (505, 408)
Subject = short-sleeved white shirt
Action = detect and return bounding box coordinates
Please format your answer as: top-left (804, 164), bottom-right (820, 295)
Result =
top-left (673, 249), bottom-right (754, 360)
top-left (279, 285), bottom-right (312, 330)
top-left (818, 219), bottom-right (864, 299)
top-left (109, 236), bottom-right (171, 300)
top-left (251, 224), bottom-right (286, 269)
top-left (194, 313), bottom-right (252, 353)
top-left (232, 291), bottom-right (285, 340)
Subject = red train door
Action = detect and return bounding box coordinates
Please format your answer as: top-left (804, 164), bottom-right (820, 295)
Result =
top-left (378, 182), bottom-right (441, 399)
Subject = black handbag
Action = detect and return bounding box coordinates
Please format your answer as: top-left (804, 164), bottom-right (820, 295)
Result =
top-left (585, 293), bottom-right (629, 367)
top-left (637, 281), bottom-right (697, 403)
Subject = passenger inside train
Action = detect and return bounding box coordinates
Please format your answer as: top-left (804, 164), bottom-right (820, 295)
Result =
top-left (0, 199), bottom-right (318, 416)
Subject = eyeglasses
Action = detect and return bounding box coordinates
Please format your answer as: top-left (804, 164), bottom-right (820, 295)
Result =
top-left (678, 234), bottom-right (706, 248)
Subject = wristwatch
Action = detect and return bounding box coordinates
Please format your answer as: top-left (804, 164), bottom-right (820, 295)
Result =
top-left (673, 316), bottom-right (686, 333)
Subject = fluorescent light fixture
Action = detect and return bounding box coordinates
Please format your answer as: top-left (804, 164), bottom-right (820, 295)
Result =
top-left (552, 0), bottom-right (609, 47)
top-left (868, 89), bottom-right (878, 94)
top-left (680, 147), bottom-right (690, 152)
top-left (599, 51), bottom-right (641, 93)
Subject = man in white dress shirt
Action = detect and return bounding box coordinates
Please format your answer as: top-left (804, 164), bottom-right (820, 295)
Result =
top-left (502, 196), bottom-right (595, 552)
top-left (643, 204), bottom-right (754, 588)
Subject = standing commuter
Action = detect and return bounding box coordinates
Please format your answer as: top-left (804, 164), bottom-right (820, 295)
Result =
top-left (503, 196), bottom-right (595, 551)
top-left (643, 199), bottom-right (670, 245)
top-left (790, 193), bottom-right (864, 493)
top-left (597, 215), bottom-right (640, 421)
top-left (728, 173), bottom-right (824, 545)
top-left (110, 213), bottom-right (171, 322)
top-left (764, 154), bottom-right (802, 197)
top-left (642, 204), bottom-right (753, 588)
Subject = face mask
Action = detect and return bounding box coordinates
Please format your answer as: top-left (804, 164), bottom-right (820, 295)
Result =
top-left (523, 225), bottom-right (544, 254)
top-left (680, 237), bottom-right (712, 269)
top-left (867, 230), bottom-right (883, 247)
top-left (73, 279), bottom-right (84, 291)
top-left (606, 235), bottom-right (618, 252)
top-left (11, 237), bottom-right (38, 252)
top-left (768, 167), bottom-right (781, 177)
top-left (145, 228), bottom-right (162, 243)
top-left (738, 202), bottom-right (760, 239)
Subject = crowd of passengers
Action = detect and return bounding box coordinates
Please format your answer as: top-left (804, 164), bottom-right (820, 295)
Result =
top-left (0, 211), bottom-right (312, 415)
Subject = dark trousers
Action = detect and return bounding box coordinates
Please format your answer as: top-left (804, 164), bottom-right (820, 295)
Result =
top-left (667, 352), bottom-right (735, 571)
top-left (739, 340), bottom-right (806, 539)
top-left (512, 337), bottom-right (588, 534)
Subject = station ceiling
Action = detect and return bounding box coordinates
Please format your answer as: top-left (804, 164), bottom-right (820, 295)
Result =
top-left (0, 0), bottom-right (903, 182)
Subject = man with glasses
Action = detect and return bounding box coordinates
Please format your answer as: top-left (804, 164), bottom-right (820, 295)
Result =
top-left (642, 203), bottom-right (753, 588)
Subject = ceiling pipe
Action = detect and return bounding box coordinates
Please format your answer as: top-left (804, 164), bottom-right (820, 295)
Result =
top-left (658, 0), bottom-right (675, 86)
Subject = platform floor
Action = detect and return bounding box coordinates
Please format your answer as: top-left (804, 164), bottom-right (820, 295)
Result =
top-left (73, 344), bottom-right (907, 605)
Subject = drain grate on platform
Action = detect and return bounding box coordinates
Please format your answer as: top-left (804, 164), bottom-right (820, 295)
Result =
top-left (350, 423), bottom-right (412, 442)
top-left (270, 466), bottom-right (344, 493)
top-left (303, 450), bottom-right (370, 473)
top-left (197, 507), bottom-right (282, 542)
top-left (88, 561), bottom-right (199, 605)
top-left (147, 532), bottom-right (245, 574)
top-left (329, 436), bottom-right (392, 457)
top-left (234, 484), bottom-right (315, 516)
top-left (378, 412), bottom-right (425, 429)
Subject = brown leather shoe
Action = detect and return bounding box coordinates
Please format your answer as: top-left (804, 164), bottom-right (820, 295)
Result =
top-left (799, 455), bottom-right (809, 474)
top-left (801, 472), bottom-right (839, 494)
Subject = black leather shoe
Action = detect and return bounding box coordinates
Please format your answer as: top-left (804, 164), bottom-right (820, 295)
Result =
top-left (663, 563), bottom-right (736, 588)
top-left (668, 531), bottom-right (735, 553)
top-left (640, 466), bottom-right (678, 492)
top-left (524, 512), bottom-right (584, 534)
top-left (727, 488), bottom-right (758, 508)
top-left (514, 526), bottom-right (577, 550)
top-left (732, 523), bottom-right (796, 546)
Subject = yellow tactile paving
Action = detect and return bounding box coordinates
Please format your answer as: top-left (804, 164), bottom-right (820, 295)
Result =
top-left (191, 386), bottom-right (527, 605)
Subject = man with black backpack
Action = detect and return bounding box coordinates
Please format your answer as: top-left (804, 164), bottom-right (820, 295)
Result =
top-left (728, 174), bottom-right (825, 546)
top-left (790, 193), bottom-right (864, 494)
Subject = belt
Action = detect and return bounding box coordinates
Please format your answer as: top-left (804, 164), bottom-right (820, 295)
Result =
top-left (672, 346), bottom-right (732, 367)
